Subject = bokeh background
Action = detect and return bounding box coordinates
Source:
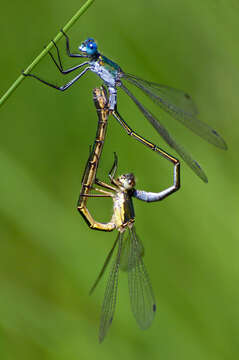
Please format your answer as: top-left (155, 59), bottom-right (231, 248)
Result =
top-left (0, 0), bottom-right (238, 359)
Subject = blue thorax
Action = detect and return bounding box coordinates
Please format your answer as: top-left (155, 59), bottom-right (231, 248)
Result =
top-left (79, 38), bottom-right (122, 110)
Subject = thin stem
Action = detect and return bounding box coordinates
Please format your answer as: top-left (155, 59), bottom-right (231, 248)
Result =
top-left (0, 0), bottom-right (95, 108)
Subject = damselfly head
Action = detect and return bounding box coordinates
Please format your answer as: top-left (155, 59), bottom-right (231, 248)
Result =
top-left (117, 173), bottom-right (136, 190)
top-left (79, 38), bottom-right (98, 55)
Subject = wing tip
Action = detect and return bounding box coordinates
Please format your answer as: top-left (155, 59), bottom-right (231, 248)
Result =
top-left (210, 129), bottom-right (227, 150)
top-left (193, 160), bottom-right (208, 183)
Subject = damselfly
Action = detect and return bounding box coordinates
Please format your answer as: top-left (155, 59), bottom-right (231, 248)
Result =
top-left (79, 87), bottom-right (180, 342)
top-left (81, 151), bottom-right (179, 342)
top-left (23, 30), bottom-right (227, 183)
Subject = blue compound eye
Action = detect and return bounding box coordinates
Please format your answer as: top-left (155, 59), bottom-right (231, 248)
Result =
top-left (87, 41), bottom-right (97, 54)
top-left (79, 38), bottom-right (98, 55)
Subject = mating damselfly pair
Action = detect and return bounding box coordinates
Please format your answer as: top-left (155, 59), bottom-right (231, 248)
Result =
top-left (22, 30), bottom-right (227, 342)
top-left (79, 86), bottom-right (180, 342)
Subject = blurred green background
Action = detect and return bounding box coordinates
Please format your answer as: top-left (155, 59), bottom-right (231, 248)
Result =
top-left (0, 0), bottom-right (238, 359)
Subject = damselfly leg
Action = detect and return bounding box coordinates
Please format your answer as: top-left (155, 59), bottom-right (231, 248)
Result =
top-left (48, 40), bottom-right (88, 74)
top-left (22, 66), bottom-right (90, 91)
top-left (61, 29), bottom-right (89, 58)
top-left (23, 31), bottom-right (90, 90)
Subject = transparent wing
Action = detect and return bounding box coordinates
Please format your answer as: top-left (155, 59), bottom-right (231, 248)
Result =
top-left (127, 226), bottom-right (156, 329)
top-left (120, 230), bottom-right (144, 272)
top-left (122, 73), bottom-right (227, 150)
top-left (99, 232), bottom-right (123, 343)
top-left (121, 83), bottom-right (208, 182)
top-left (89, 235), bottom-right (119, 295)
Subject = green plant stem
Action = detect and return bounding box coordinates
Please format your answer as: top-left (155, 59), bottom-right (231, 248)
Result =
top-left (0, 0), bottom-right (95, 108)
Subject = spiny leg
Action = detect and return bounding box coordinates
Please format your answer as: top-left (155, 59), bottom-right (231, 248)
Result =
top-left (95, 152), bottom-right (120, 188)
top-left (108, 152), bottom-right (118, 184)
top-left (81, 193), bottom-right (112, 198)
top-left (95, 179), bottom-right (117, 192)
top-left (22, 66), bottom-right (89, 91)
top-left (48, 40), bottom-right (89, 74)
top-left (94, 152), bottom-right (119, 191)
top-left (61, 29), bottom-right (88, 58)
top-left (87, 188), bottom-right (113, 197)
top-left (49, 40), bottom-right (64, 71)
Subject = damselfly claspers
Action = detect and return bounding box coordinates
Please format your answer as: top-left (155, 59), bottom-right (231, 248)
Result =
top-left (78, 87), bottom-right (180, 342)
top-left (23, 30), bottom-right (224, 182)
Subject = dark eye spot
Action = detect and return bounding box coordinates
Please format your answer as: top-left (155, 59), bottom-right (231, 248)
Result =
top-left (212, 129), bottom-right (219, 136)
top-left (193, 160), bottom-right (201, 169)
